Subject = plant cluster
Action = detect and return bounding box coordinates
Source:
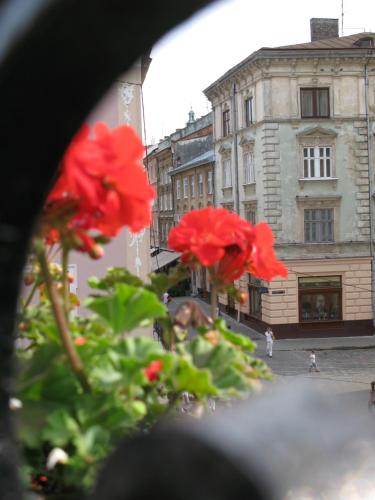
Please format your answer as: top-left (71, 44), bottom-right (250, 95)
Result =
top-left (14, 123), bottom-right (286, 495)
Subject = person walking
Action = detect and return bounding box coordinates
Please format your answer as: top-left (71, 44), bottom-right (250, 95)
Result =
top-left (163, 291), bottom-right (170, 305)
top-left (368, 381), bottom-right (375, 412)
top-left (309, 350), bottom-right (320, 372)
top-left (265, 327), bottom-right (274, 358)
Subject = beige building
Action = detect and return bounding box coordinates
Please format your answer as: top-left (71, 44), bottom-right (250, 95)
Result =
top-left (204, 19), bottom-right (375, 337)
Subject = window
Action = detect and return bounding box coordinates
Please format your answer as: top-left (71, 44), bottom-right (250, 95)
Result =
top-left (299, 276), bottom-right (341, 322)
top-left (245, 208), bottom-right (256, 225)
top-left (248, 275), bottom-right (262, 318)
top-left (207, 170), bottom-right (213, 195)
top-left (190, 175), bottom-right (195, 198)
top-left (303, 147), bottom-right (332, 178)
top-left (243, 151), bottom-right (255, 184)
top-left (304, 208), bottom-right (333, 243)
top-left (198, 174), bottom-right (203, 196)
top-left (244, 96), bottom-right (254, 126)
top-left (164, 169), bottom-right (168, 184)
top-left (168, 193), bottom-right (173, 210)
top-left (165, 193), bottom-right (168, 211)
top-left (176, 179), bottom-right (181, 199)
top-left (183, 177), bottom-right (188, 198)
top-left (301, 88), bottom-right (329, 118)
top-left (222, 159), bottom-right (232, 188)
top-left (222, 109), bottom-right (230, 136)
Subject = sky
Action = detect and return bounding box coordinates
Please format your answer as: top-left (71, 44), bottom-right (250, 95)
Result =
top-left (142, 0), bottom-right (375, 144)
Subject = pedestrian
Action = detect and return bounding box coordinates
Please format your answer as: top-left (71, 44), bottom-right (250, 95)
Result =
top-left (265, 327), bottom-right (274, 358)
top-left (163, 291), bottom-right (170, 305)
top-left (368, 381), bottom-right (375, 412)
top-left (309, 350), bottom-right (320, 372)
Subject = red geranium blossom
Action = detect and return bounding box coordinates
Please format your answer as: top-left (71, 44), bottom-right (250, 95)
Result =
top-left (48, 122), bottom-right (155, 237)
top-left (168, 207), bottom-right (287, 284)
top-left (144, 360), bottom-right (163, 382)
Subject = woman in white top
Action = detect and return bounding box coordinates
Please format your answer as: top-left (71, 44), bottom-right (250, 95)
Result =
top-left (265, 328), bottom-right (274, 357)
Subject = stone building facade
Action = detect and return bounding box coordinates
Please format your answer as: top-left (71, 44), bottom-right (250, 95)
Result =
top-left (146, 111), bottom-right (213, 273)
top-left (204, 19), bottom-right (375, 337)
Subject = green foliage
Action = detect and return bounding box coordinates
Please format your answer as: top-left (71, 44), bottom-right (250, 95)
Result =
top-left (85, 283), bottom-right (167, 333)
top-left (16, 265), bottom-right (270, 495)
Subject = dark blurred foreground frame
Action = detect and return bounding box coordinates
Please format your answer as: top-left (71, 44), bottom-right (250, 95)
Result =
top-left (0, 0), bottom-right (215, 497)
top-left (92, 383), bottom-right (375, 500)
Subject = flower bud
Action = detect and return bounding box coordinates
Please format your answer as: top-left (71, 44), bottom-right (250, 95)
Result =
top-left (90, 244), bottom-right (104, 259)
top-left (23, 272), bottom-right (35, 286)
top-left (46, 448), bottom-right (69, 470)
top-left (238, 291), bottom-right (248, 305)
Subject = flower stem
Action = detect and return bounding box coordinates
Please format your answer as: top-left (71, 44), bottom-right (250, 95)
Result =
top-left (22, 281), bottom-right (38, 310)
top-left (35, 239), bottom-right (90, 393)
top-left (210, 285), bottom-right (217, 320)
top-left (62, 245), bottom-right (69, 318)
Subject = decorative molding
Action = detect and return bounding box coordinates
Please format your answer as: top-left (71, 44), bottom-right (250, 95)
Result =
top-left (218, 144), bottom-right (232, 156)
top-left (296, 126), bottom-right (338, 140)
top-left (239, 134), bottom-right (255, 149)
top-left (298, 177), bottom-right (338, 190)
top-left (118, 82), bottom-right (135, 124)
top-left (296, 194), bottom-right (341, 208)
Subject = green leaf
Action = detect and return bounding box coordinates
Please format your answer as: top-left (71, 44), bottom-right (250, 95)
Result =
top-left (215, 319), bottom-right (255, 352)
top-left (85, 283), bottom-right (167, 333)
top-left (174, 358), bottom-right (217, 396)
top-left (43, 409), bottom-right (80, 447)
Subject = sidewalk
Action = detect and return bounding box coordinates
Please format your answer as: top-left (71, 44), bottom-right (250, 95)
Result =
top-left (170, 296), bottom-right (375, 352)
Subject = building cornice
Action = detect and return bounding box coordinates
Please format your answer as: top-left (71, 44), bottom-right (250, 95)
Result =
top-left (204, 49), bottom-right (375, 99)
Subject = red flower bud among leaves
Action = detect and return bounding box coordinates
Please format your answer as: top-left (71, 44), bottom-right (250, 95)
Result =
top-left (74, 336), bottom-right (87, 346)
top-left (144, 360), bottom-right (163, 382)
top-left (67, 272), bottom-right (74, 284)
top-left (89, 244), bottom-right (104, 260)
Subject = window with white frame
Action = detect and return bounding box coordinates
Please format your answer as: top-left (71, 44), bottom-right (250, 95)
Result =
top-left (244, 96), bottom-right (254, 127)
top-left (222, 158), bottom-right (232, 188)
top-left (304, 208), bottom-right (334, 243)
top-left (176, 179), bottom-right (181, 199)
top-left (303, 146), bottom-right (332, 178)
top-left (168, 192), bottom-right (173, 210)
top-left (243, 151), bottom-right (255, 184)
top-left (190, 175), bottom-right (195, 197)
top-left (222, 109), bottom-right (230, 137)
top-left (198, 174), bottom-right (204, 196)
top-left (183, 177), bottom-right (188, 198)
top-left (207, 170), bottom-right (213, 195)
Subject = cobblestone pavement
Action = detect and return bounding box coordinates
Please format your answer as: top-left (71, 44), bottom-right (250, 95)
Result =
top-left (168, 296), bottom-right (375, 405)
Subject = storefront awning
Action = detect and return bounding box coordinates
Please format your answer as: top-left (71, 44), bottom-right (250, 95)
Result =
top-left (151, 250), bottom-right (180, 271)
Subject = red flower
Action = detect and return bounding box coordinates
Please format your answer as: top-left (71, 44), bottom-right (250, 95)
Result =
top-left (48, 122), bottom-right (155, 237)
top-left (74, 336), bottom-right (87, 346)
top-left (144, 360), bottom-right (163, 382)
top-left (168, 207), bottom-right (287, 284)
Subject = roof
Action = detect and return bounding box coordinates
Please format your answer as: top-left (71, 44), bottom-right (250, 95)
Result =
top-left (151, 250), bottom-right (180, 271)
top-left (170, 149), bottom-right (215, 176)
top-left (269, 32), bottom-right (375, 51)
top-left (204, 32), bottom-right (375, 96)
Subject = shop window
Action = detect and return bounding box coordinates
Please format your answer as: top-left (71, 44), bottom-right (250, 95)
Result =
top-left (299, 276), bottom-right (342, 322)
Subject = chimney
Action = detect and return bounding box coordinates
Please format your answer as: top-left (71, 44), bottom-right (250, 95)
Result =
top-left (310, 18), bottom-right (339, 42)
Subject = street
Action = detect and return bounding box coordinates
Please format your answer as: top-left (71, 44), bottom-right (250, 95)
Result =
top-left (169, 296), bottom-right (375, 406)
